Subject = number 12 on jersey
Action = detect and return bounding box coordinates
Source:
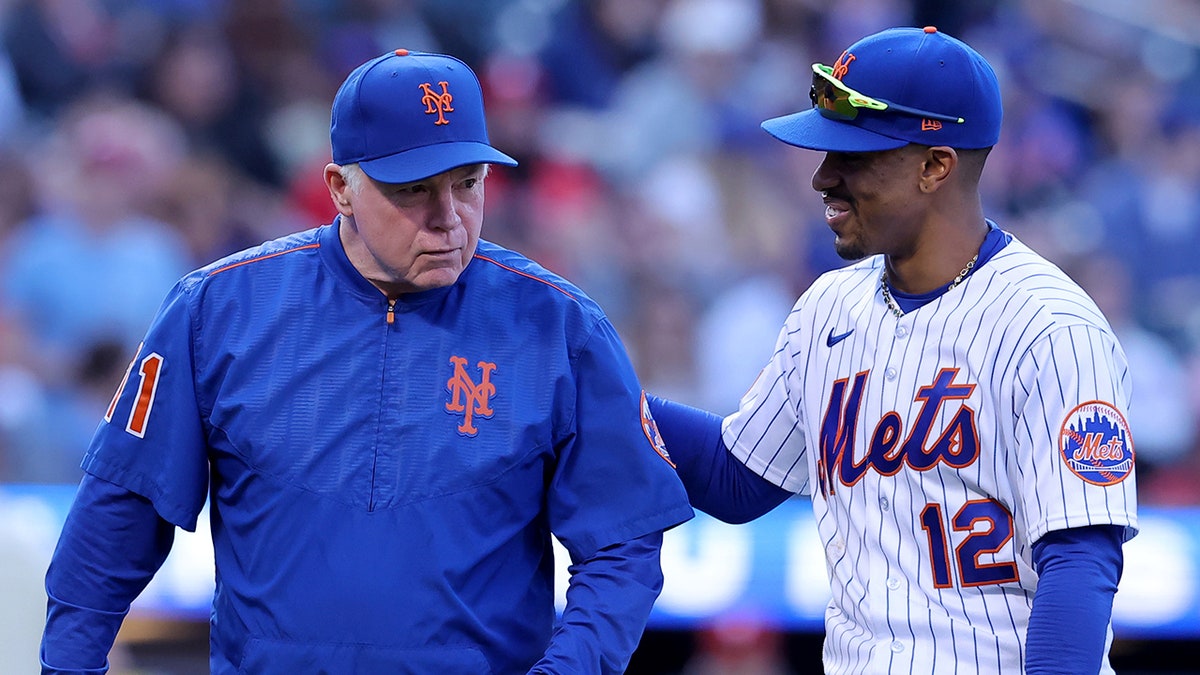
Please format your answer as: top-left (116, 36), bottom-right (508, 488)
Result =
top-left (920, 499), bottom-right (1020, 588)
top-left (105, 344), bottom-right (165, 439)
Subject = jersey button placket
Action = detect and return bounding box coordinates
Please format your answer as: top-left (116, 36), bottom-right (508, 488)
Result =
top-left (894, 324), bottom-right (909, 339)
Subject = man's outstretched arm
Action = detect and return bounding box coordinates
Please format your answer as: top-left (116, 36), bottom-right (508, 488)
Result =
top-left (648, 395), bottom-right (792, 523)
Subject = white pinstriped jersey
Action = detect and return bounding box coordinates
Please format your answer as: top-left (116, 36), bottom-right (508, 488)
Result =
top-left (723, 233), bottom-right (1138, 674)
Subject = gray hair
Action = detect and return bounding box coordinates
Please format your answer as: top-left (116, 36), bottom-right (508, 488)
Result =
top-left (339, 163), bottom-right (368, 194)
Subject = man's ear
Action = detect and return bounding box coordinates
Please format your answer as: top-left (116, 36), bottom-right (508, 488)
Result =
top-left (325, 163), bottom-right (354, 216)
top-left (918, 146), bottom-right (958, 193)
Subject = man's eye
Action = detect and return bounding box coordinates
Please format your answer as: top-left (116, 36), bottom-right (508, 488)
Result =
top-left (460, 178), bottom-right (478, 189)
top-left (832, 152), bottom-right (868, 168)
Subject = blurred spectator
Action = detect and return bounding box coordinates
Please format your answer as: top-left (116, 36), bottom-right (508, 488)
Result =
top-left (1, 93), bottom-right (191, 362)
top-left (1070, 255), bottom-right (1198, 473)
top-left (3, 0), bottom-right (165, 120)
top-left (0, 148), bottom-right (37, 236)
top-left (220, 2), bottom-right (338, 189)
top-left (0, 322), bottom-right (48, 479)
top-left (316, 0), bottom-right (441, 76)
top-left (417, 0), bottom-right (511, 64)
top-left (0, 93), bottom-right (191, 481)
top-left (0, 47), bottom-right (25, 143)
top-left (622, 274), bottom-right (701, 406)
top-left (3, 0), bottom-right (112, 118)
top-left (681, 613), bottom-right (796, 675)
top-left (539, 0), bottom-right (668, 109)
top-left (591, 0), bottom-right (773, 178)
top-left (695, 275), bottom-right (795, 413)
top-left (141, 23), bottom-right (283, 187)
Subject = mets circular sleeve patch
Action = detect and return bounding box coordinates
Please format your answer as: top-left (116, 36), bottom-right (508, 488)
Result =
top-left (1058, 400), bottom-right (1135, 486)
top-left (640, 392), bottom-right (675, 468)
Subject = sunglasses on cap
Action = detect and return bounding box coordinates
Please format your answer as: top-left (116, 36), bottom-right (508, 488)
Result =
top-left (810, 63), bottom-right (964, 124)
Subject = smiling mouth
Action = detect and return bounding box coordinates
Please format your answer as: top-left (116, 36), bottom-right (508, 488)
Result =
top-left (823, 197), bottom-right (852, 227)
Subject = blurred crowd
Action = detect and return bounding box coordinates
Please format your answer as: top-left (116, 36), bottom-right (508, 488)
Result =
top-left (0, 0), bottom-right (1197, 506)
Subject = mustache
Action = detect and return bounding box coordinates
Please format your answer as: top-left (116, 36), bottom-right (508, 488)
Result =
top-left (821, 189), bottom-right (853, 203)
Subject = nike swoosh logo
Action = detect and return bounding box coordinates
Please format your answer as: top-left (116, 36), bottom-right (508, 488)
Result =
top-left (827, 328), bottom-right (854, 347)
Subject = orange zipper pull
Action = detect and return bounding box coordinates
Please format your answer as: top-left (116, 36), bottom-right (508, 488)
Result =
top-left (387, 299), bottom-right (396, 325)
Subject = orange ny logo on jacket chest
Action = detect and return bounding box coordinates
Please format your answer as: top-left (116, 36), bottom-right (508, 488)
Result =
top-left (445, 355), bottom-right (496, 436)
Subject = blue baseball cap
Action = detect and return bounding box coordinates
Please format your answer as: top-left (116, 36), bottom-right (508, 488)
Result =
top-left (762, 27), bottom-right (1002, 152)
top-left (331, 49), bottom-right (517, 184)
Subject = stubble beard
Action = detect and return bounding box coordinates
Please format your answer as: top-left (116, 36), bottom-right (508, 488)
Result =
top-left (833, 238), bottom-right (868, 262)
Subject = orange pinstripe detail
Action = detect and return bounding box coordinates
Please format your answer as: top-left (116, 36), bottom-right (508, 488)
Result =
top-left (207, 243), bottom-right (321, 276)
top-left (473, 254), bottom-right (578, 301)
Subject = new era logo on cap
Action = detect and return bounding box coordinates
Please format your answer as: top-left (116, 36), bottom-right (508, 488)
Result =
top-left (330, 49), bottom-right (516, 184)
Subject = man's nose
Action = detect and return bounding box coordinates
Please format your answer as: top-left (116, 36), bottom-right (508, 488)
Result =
top-left (811, 154), bottom-right (838, 193)
top-left (428, 188), bottom-right (461, 230)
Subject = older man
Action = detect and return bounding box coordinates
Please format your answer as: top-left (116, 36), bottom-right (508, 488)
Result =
top-left (40, 49), bottom-right (692, 674)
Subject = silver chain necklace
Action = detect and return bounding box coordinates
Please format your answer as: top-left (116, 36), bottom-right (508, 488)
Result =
top-left (879, 254), bottom-right (979, 318)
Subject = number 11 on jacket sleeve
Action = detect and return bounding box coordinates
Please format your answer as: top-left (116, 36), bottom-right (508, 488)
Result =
top-left (104, 343), bottom-right (165, 439)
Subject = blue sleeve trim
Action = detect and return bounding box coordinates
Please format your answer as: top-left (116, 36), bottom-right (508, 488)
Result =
top-left (1026, 525), bottom-right (1124, 674)
top-left (647, 394), bottom-right (791, 523)
top-left (531, 531), bottom-right (664, 674)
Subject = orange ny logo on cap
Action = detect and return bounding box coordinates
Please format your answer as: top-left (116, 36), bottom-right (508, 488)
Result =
top-left (832, 51), bottom-right (856, 79)
top-left (419, 81), bottom-right (454, 125)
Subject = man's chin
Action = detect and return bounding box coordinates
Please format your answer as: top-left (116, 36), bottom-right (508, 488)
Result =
top-left (833, 240), bottom-right (868, 262)
top-left (413, 266), bottom-right (466, 290)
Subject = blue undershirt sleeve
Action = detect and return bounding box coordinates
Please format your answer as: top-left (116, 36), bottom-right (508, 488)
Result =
top-left (647, 394), bottom-right (792, 523)
top-left (41, 474), bottom-right (176, 674)
top-left (529, 531), bottom-right (664, 675)
top-left (1026, 525), bottom-right (1124, 675)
